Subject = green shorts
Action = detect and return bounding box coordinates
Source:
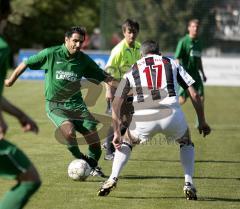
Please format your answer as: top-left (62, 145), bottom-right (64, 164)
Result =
top-left (0, 139), bottom-right (32, 179)
top-left (46, 101), bottom-right (98, 134)
top-left (178, 80), bottom-right (204, 98)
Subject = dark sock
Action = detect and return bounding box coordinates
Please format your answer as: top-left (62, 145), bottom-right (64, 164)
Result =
top-left (88, 145), bottom-right (102, 162)
top-left (105, 127), bottom-right (115, 155)
top-left (67, 145), bottom-right (83, 159)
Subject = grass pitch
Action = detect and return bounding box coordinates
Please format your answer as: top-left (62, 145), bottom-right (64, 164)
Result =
top-left (0, 81), bottom-right (239, 209)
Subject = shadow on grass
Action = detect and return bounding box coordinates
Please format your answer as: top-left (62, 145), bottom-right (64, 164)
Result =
top-left (130, 159), bottom-right (240, 164)
top-left (113, 196), bottom-right (240, 202)
top-left (199, 197), bottom-right (240, 202)
top-left (121, 175), bottom-right (240, 181)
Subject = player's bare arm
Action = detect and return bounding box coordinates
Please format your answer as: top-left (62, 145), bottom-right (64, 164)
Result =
top-left (4, 62), bottom-right (27, 87)
top-left (187, 86), bottom-right (211, 137)
top-left (112, 96), bottom-right (124, 149)
top-left (0, 106), bottom-right (8, 139)
top-left (104, 75), bottom-right (119, 102)
top-left (104, 75), bottom-right (119, 89)
top-left (1, 97), bottom-right (39, 134)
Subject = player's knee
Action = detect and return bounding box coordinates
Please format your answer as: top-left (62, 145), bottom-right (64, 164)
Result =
top-left (123, 129), bottom-right (140, 147)
top-left (60, 122), bottom-right (76, 142)
top-left (121, 141), bottom-right (133, 150)
top-left (176, 129), bottom-right (193, 147)
top-left (179, 141), bottom-right (194, 148)
top-left (89, 142), bottom-right (101, 149)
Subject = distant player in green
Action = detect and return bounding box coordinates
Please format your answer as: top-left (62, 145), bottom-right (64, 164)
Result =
top-left (5, 26), bottom-right (115, 177)
top-left (175, 19), bottom-right (207, 107)
top-left (0, 1), bottom-right (41, 208)
top-left (104, 19), bottom-right (141, 160)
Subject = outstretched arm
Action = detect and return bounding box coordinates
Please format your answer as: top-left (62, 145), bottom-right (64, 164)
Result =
top-left (0, 104), bottom-right (8, 139)
top-left (1, 96), bottom-right (39, 133)
top-left (187, 86), bottom-right (211, 137)
top-left (5, 62), bottom-right (27, 87)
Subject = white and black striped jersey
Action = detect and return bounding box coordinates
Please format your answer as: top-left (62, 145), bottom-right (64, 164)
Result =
top-left (115, 54), bottom-right (195, 114)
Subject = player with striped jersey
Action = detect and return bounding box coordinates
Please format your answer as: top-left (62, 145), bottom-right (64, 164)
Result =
top-left (98, 40), bottom-right (211, 200)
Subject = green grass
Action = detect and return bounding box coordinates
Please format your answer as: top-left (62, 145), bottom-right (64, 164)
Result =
top-left (1, 81), bottom-right (240, 209)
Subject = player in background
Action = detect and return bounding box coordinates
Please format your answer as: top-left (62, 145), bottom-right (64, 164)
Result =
top-left (98, 40), bottom-right (211, 200)
top-left (5, 26), bottom-right (116, 178)
top-left (175, 19), bottom-right (207, 126)
top-left (103, 19), bottom-right (141, 160)
top-left (0, 1), bottom-right (41, 208)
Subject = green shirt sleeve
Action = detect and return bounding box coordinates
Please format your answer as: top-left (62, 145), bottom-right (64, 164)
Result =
top-left (83, 55), bottom-right (107, 84)
top-left (24, 48), bottom-right (49, 70)
top-left (175, 38), bottom-right (184, 59)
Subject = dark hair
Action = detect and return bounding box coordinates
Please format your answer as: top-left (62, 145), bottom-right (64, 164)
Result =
top-left (122, 18), bottom-right (139, 33)
top-left (140, 40), bottom-right (160, 56)
top-left (65, 26), bottom-right (86, 39)
top-left (0, 0), bottom-right (11, 20)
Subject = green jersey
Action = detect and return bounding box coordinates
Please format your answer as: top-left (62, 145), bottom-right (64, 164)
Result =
top-left (0, 36), bottom-right (10, 97)
top-left (175, 34), bottom-right (202, 81)
top-left (106, 39), bottom-right (141, 80)
top-left (25, 44), bottom-right (107, 109)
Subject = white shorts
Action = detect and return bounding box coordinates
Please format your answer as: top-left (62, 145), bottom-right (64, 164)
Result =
top-left (129, 106), bottom-right (188, 143)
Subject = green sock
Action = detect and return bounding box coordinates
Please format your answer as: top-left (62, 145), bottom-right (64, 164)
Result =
top-left (67, 145), bottom-right (83, 159)
top-left (87, 145), bottom-right (102, 162)
top-left (0, 181), bottom-right (41, 209)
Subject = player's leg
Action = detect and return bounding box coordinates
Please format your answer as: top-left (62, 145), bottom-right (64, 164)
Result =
top-left (109, 128), bottom-right (133, 179)
top-left (0, 139), bottom-right (41, 209)
top-left (103, 97), bottom-right (133, 161)
top-left (98, 116), bottom-right (152, 196)
top-left (176, 130), bottom-right (197, 200)
top-left (82, 131), bottom-right (106, 178)
top-left (178, 86), bottom-right (188, 105)
top-left (103, 125), bottom-right (115, 161)
top-left (46, 103), bottom-right (85, 159)
top-left (162, 108), bottom-right (197, 200)
top-left (59, 121), bottom-right (85, 159)
top-left (193, 81), bottom-right (204, 128)
top-left (104, 96), bottom-right (134, 168)
top-left (98, 128), bottom-right (133, 196)
top-left (75, 112), bottom-right (106, 177)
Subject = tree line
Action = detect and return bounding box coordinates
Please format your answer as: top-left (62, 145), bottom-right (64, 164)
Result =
top-left (2, 0), bottom-right (221, 53)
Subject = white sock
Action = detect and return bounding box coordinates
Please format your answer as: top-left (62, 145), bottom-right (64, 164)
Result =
top-left (180, 144), bottom-right (194, 184)
top-left (109, 143), bottom-right (132, 180)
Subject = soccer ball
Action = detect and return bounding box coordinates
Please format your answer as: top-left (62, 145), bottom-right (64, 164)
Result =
top-left (67, 159), bottom-right (92, 181)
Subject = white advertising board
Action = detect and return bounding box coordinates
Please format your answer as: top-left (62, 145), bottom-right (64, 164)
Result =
top-left (203, 57), bottom-right (240, 86)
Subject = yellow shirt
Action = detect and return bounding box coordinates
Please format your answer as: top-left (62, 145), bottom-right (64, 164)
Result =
top-left (106, 39), bottom-right (141, 80)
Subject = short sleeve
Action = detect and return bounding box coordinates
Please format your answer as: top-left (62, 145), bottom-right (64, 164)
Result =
top-left (83, 56), bottom-right (107, 84)
top-left (176, 65), bottom-right (195, 89)
top-left (24, 48), bottom-right (49, 70)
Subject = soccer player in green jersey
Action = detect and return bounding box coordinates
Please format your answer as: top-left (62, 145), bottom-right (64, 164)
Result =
top-left (5, 26), bottom-right (115, 177)
top-left (104, 19), bottom-right (141, 160)
top-left (175, 19), bottom-right (207, 107)
top-left (0, 1), bottom-right (41, 208)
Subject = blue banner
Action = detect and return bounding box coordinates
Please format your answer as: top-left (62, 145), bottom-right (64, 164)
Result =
top-left (18, 49), bottom-right (110, 80)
